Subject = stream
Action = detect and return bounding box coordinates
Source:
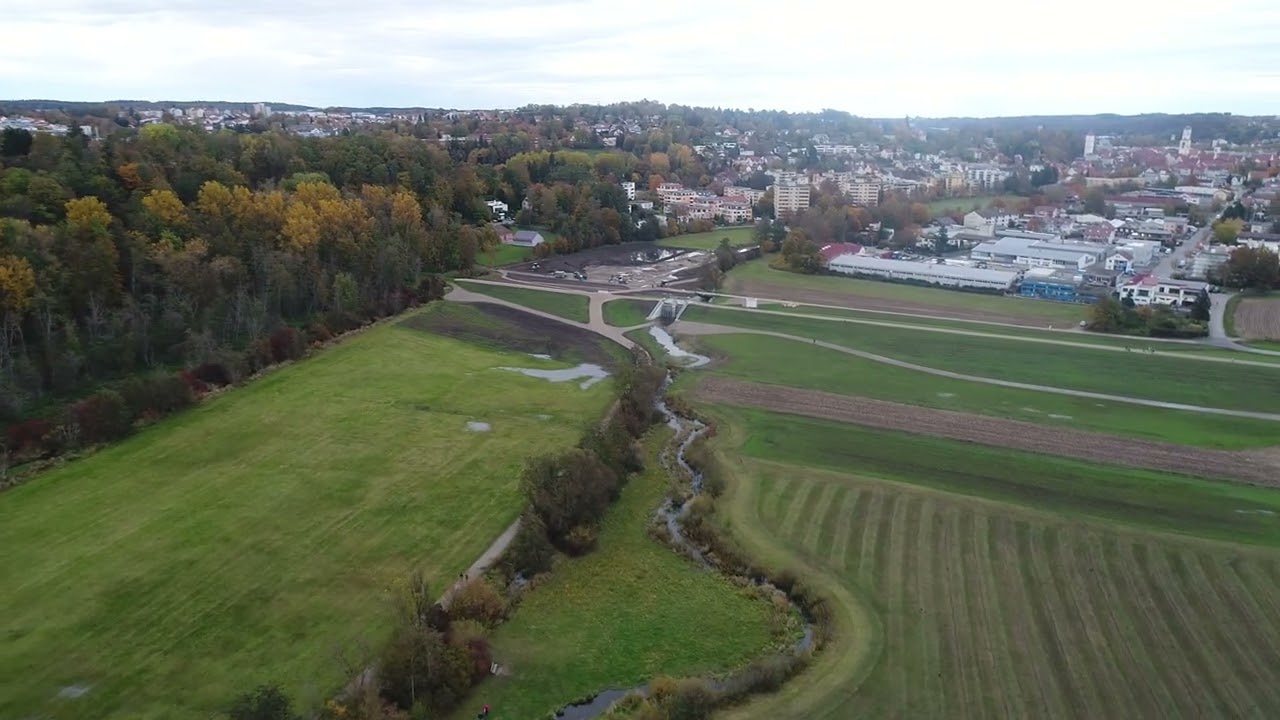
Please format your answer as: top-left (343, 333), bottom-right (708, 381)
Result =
top-left (551, 371), bottom-right (814, 719)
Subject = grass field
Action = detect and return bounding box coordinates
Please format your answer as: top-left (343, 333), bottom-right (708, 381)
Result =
top-left (455, 281), bottom-right (590, 323)
top-left (680, 305), bottom-right (1280, 414)
top-left (683, 333), bottom-right (1280, 449)
top-left (602, 299), bottom-right (655, 327)
top-left (448, 433), bottom-right (781, 720)
top-left (707, 407), bottom-right (1280, 719)
top-left (657, 226), bottom-right (757, 250)
top-left (479, 244), bottom-right (534, 268)
top-left (0, 309), bottom-right (614, 720)
top-left (723, 258), bottom-right (1086, 324)
top-left (925, 194), bottom-right (1026, 216)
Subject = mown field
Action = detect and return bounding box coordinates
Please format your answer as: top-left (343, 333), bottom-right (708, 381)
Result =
top-left (602, 298), bottom-right (655, 327)
top-left (925, 194), bottom-right (1026, 216)
top-left (448, 433), bottom-right (781, 720)
top-left (455, 280), bottom-right (590, 323)
top-left (479, 243), bottom-right (535, 267)
top-left (723, 258), bottom-right (1085, 324)
top-left (680, 306), bottom-right (1280, 414)
top-left (657, 226), bottom-right (757, 250)
top-left (707, 406), bottom-right (1280, 720)
top-left (683, 332), bottom-right (1280, 448)
top-left (0, 307), bottom-right (614, 720)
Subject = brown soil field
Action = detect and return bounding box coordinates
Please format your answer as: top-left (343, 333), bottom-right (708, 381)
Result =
top-left (401, 302), bottom-right (621, 367)
top-left (728, 277), bottom-right (1054, 327)
top-left (692, 376), bottom-right (1280, 487)
top-left (1233, 296), bottom-right (1280, 339)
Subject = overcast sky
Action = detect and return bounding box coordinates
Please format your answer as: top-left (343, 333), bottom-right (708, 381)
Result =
top-left (4, 0), bottom-right (1280, 116)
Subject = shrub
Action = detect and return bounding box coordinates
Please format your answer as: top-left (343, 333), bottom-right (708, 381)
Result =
top-left (191, 361), bottom-right (234, 387)
top-left (6, 417), bottom-right (54, 458)
top-left (500, 511), bottom-right (555, 578)
top-left (268, 327), bottom-right (304, 363)
top-left (521, 448), bottom-right (619, 551)
top-left (563, 523), bottom-right (600, 555)
top-left (449, 578), bottom-right (507, 627)
top-left (70, 389), bottom-right (131, 445)
top-left (307, 322), bottom-right (333, 344)
top-left (378, 624), bottom-right (474, 713)
top-left (227, 684), bottom-right (299, 720)
top-left (119, 372), bottom-right (197, 419)
top-left (447, 619), bottom-right (493, 683)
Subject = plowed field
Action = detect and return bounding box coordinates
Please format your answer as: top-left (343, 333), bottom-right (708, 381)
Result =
top-left (693, 376), bottom-right (1280, 486)
top-left (1234, 297), bottom-right (1280, 339)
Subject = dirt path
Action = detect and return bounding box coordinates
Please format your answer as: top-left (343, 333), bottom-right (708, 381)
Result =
top-left (671, 320), bottom-right (1280, 422)
top-left (692, 376), bottom-right (1280, 487)
top-left (436, 519), bottom-right (522, 608)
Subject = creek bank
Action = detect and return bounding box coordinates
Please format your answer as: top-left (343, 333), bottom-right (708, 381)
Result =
top-left (548, 371), bottom-right (821, 719)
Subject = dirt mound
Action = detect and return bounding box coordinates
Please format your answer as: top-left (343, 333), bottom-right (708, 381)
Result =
top-left (693, 376), bottom-right (1280, 487)
top-left (401, 303), bottom-right (622, 367)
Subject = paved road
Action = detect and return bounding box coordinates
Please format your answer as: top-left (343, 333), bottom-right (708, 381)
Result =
top-left (1153, 226), bottom-right (1208, 277)
top-left (671, 320), bottom-right (1280, 421)
top-left (436, 520), bottom-right (522, 608)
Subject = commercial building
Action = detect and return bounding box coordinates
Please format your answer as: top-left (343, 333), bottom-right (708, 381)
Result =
top-left (827, 254), bottom-right (1020, 292)
top-left (1189, 246), bottom-right (1231, 279)
top-left (773, 182), bottom-right (811, 218)
top-left (1117, 275), bottom-right (1209, 307)
top-left (1018, 267), bottom-right (1100, 304)
top-left (969, 236), bottom-right (1107, 269)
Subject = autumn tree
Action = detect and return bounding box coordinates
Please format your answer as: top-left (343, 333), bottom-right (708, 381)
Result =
top-left (1220, 245), bottom-right (1279, 291)
top-left (1212, 218), bottom-right (1245, 245)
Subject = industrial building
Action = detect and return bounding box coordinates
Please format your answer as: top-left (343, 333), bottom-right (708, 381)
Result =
top-left (1018, 268), bottom-right (1103, 304)
top-left (827, 254), bottom-right (1020, 292)
top-left (969, 236), bottom-right (1108, 269)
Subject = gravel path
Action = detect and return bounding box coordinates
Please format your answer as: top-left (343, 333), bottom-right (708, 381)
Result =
top-left (672, 320), bottom-right (1280, 422)
top-left (693, 376), bottom-right (1280, 487)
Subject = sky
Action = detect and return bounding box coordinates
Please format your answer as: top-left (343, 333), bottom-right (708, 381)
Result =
top-left (4, 0), bottom-right (1280, 117)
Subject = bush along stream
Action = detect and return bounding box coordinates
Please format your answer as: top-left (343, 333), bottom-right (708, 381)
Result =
top-left (551, 373), bottom-right (831, 720)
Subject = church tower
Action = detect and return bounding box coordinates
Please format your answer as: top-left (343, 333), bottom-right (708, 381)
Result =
top-left (1178, 126), bottom-right (1192, 156)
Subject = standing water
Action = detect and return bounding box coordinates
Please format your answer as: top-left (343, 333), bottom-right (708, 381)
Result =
top-left (648, 326), bottom-right (710, 368)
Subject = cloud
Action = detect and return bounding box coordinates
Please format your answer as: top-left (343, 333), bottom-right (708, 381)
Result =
top-left (3, 0), bottom-right (1279, 115)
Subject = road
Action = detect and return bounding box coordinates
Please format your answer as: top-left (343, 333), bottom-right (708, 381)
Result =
top-left (670, 320), bottom-right (1280, 421)
top-left (1153, 225), bottom-right (1208, 277)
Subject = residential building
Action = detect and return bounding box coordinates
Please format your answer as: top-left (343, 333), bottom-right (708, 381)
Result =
top-left (965, 165), bottom-right (1010, 190)
top-left (510, 230), bottom-right (545, 247)
top-left (1178, 126), bottom-right (1192, 156)
top-left (1083, 223), bottom-right (1116, 243)
top-left (773, 182), bottom-right (810, 218)
top-left (828, 254), bottom-right (1020, 291)
top-left (620, 181), bottom-right (636, 200)
top-left (1084, 133), bottom-right (1096, 158)
top-left (718, 201), bottom-right (753, 224)
top-left (725, 186), bottom-right (766, 204)
top-left (485, 199), bottom-right (509, 217)
top-left (844, 180), bottom-right (881, 206)
top-left (1116, 275), bottom-right (1208, 307)
top-left (963, 208), bottom-right (1017, 236)
top-left (1104, 250), bottom-right (1135, 273)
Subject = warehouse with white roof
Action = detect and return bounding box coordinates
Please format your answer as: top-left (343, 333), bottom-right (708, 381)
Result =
top-left (826, 254), bottom-right (1021, 292)
top-left (969, 236), bottom-right (1109, 269)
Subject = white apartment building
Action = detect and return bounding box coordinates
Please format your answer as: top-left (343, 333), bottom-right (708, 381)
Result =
top-left (725, 186), bottom-right (766, 204)
top-left (718, 201), bottom-right (753, 224)
top-left (620, 181), bottom-right (636, 200)
top-left (1117, 275), bottom-right (1208, 307)
top-left (843, 180), bottom-right (881, 206)
top-left (773, 183), bottom-right (811, 217)
top-left (965, 165), bottom-right (1010, 190)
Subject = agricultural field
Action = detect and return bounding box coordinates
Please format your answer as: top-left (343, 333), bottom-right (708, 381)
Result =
top-left (706, 407), bottom-right (1280, 719)
top-left (925, 194), bottom-right (1026, 217)
top-left (680, 332), bottom-right (1280, 449)
top-left (0, 305), bottom-right (614, 720)
top-left (602, 298), bottom-right (655, 327)
top-left (1232, 295), bottom-right (1280, 339)
top-left (657, 226), bottom-right (757, 250)
top-left (678, 306), bottom-right (1280, 414)
top-left (447, 433), bottom-right (782, 720)
top-left (454, 280), bottom-right (590, 323)
top-left (722, 258), bottom-right (1086, 325)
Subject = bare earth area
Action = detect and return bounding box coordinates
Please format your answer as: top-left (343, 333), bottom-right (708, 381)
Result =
top-left (693, 376), bottom-right (1280, 487)
top-left (1234, 296), bottom-right (1280, 339)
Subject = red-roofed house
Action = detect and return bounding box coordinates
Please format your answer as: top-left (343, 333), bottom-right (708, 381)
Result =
top-left (1083, 223), bottom-right (1116, 242)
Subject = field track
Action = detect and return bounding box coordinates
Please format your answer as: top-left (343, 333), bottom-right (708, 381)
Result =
top-left (692, 376), bottom-right (1280, 486)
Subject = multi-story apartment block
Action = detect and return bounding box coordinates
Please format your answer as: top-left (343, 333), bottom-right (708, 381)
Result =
top-left (773, 182), bottom-right (811, 218)
top-left (620, 181), bottom-right (636, 200)
top-left (843, 180), bottom-right (881, 206)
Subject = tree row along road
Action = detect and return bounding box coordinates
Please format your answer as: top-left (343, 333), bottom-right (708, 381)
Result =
top-left (671, 320), bottom-right (1280, 422)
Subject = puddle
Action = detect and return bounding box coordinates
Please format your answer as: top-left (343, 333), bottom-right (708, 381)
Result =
top-left (527, 353), bottom-right (552, 360)
top-left (648, 326), bottom-right (710, 368)
top-left (57, 685), bottom-right (92, 699)
top-left (1048, 414), bottom-right (1073, 421)
top-left (499, 363), bottom-right (610, 390)
top-left (1236, 509), bottom-right (1277, 516)
top-left (465, 421), bottom-right (491, 432)
top-left (936, 392), bottom-right (956, 398)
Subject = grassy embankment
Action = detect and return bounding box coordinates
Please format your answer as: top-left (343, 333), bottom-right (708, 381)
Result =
top-left (705, 405), bottom-right (1280, 720)
top-left (657, 226), bottom-right (757, 250)
top-left (0, 306), bottom-right (615, 720)
top-left (448, 432), bottom-right (781, 719)
top-left (602, 299), bottom-right (655, 327)
top-left (682, 332), bottom-right (1280, 449)
top-left (680, 305), bottom-right (1280, 415)
top-left (455, 280), bottom-right (590, 323)
top-left (723, 258), bottom-right (1086, 324)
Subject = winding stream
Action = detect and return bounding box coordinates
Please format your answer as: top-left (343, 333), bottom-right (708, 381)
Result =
top-left (552, 372), bottom-right (813, 718)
